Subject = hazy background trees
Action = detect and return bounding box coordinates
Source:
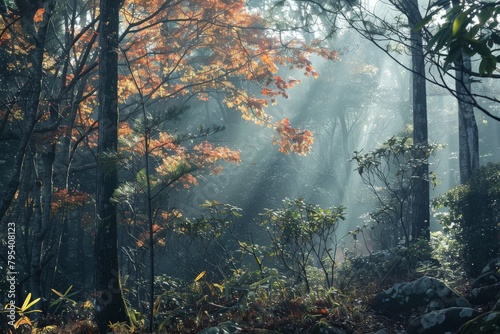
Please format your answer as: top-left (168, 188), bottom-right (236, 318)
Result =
top-left (0, 0), bottom-right (498, 332)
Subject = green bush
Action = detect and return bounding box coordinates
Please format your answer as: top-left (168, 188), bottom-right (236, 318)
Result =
top-left (260, 198), bottom-right (346, 292)
top-left (433, 163), bottom-right (500, 277)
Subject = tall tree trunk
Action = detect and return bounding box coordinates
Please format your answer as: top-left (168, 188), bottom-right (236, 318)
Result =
top-left (30, 143), bottom-right (55, 316)
top-left (95, 0), bottom-right (129, 332)
top-left (455, 54), bottom-right (479, 184)
top-left (338, 111), bottom-right (350, 178)
top-left (145, 132), bottom-right (155, 334)
top-left (408, 5), bottom-right (430, 240)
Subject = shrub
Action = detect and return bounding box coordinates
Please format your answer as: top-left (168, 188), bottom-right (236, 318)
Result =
top-left (260, 198), bottom-right (346, 292)
top-left (433, 162), bottom-right (500, 277)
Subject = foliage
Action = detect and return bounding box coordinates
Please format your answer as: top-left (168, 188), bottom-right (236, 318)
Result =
top-left (2, 293), bottom-right (41, 330)
top-left (107, 320), bottom-right (136, 334)
top-left (432, 162), bottom-right (500, 277)
top-left (116, 110), bottom-right (241, 196)
top-left (337, 237), bottom-right (434, 290)
top-left (352, 135), bottom-right (440, 247)
top-left (116, 263), bottom-right (383, 333)
top-left (425, 231), bottom-right (465, 287)
top-left (114, 0), bottom-right (337, 154)
top-left (421, 0), bottom-right (500, 76)
top-left (164, 201), bottom-right (243, 280)
top-left (260, 198), bottom-right (346, 292)
top-left (273, 118), bottom-right (314, 155)
top-left (0, 199), bottom-right (440, 333)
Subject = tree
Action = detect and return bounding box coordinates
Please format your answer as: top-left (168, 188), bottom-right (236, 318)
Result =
top-left (352, 135), bottom-right (439, 247)
top-left (0, 1), bottom-right (55, 222)
top-left (114, 103), bottom-right (240, 332)
top-left (403, 0), bottom-right (430, 240)
top-left (422, 0), bottom-right (500, 81)
top-left (455, 54), bottom-right (479, 184)
top-left (418, 0), bottom-right (483, 184)
top-left (299, 0), bottom-right (432, 239)
top-left (94, 0), bottom-right (130, 331)
top-left (109, 1), bottom-right (333, 331)
top-left (0, 0), bottom-right (61, 313)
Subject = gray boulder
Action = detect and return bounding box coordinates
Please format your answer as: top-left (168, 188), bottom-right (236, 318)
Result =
top-left (470, 282), bottom-right (500, 305)
top-left (371, 276), bottom-right (470, 315)
top-left (310, 322), bottom-right (347, 334)
top-left (407, 307), bottom-right (480, 334)
top-left (457, 311), bottom-right (500, 334)
top-left (471, 272), bottom-right (500, 289)
top-left (481, 258), bottom-right (500, 275)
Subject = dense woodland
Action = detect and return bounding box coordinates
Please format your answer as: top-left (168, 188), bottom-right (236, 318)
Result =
top-left (0, 0), bottom-right (499, 333)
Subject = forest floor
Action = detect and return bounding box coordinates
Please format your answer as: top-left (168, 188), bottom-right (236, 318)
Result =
top-left (25, 290), bottom-right (417, 334)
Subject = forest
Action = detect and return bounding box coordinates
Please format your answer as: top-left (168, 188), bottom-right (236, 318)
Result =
top-left (0, 0), bottom-right (499, 333)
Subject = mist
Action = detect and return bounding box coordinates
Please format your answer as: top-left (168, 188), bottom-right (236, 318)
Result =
top-left (1, 0), bottom-right (499, 333)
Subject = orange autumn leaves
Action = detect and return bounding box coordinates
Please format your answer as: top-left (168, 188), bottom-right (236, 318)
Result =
top-left (51, 189), bottom-right (90, 213)
top-left (120, 130), bottom-right (240, 189)
top-left (116, 0), bottom-right (336, 154)
top-left (273, 118), bottom-right (314, 155)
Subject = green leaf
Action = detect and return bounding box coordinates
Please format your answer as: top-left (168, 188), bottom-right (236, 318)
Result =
top-left (477, 5), bottom-right (495, 25)
top-left (491, 32), bottom-right (500, 45)
top-left (466, 24), bottom-right (480, 40)
top-left (414, 9), bottom-right (439, 32)
top-left (136, 168), bottom-right (148, 187)
top-left (468, 39), bottom-right (492, 57)
top-left (452, 12), bottom-right (467, 36)
top-left (445, 46), bottom-right (464, 66)
top-left (20, 293), bottom-right (41, 313)
top-left (427, 27), bottom-right (451, 51)
top-left (479, 55), bottom-right (497, 75)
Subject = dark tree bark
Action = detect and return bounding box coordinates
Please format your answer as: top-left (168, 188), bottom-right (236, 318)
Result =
top-left (94, 0), bottom-right (129, 332)
top-left (455, 55), bottom-right (479, 184)
top-left (30, 137), bottom-right (56, 308)
top-left (407, 1), bottom-right (430, 240)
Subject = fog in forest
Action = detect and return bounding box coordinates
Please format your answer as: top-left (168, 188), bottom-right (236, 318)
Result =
top-left (0, 0), bottom-right (499, 333)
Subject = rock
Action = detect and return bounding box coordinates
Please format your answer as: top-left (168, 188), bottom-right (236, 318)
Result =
top-left (370, 329), bottom-right (390, 334)
top-left (197, 323), bottom-right (283, 334)
top-left (471, 272), bottom-right (500, 289)
top-left (197, 322), bottom-right (242, 334)
top-left (407, 307), bottom-right (480, 334)
top-left (481, 258), bottom-right (500, 275)
top-left (371, 276), bottom-right (470, 315)
top-left (457, 311), bottom-right (500, 334)
top-left (310, 322), bottom-right (347, 334)
top-left (470, 282), bottom-right (500, 305)
top-left (493, 298), bottom-right (500, 311)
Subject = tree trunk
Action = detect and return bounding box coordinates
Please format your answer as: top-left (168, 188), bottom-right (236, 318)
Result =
top-left (94, 0), bottom-right (129, 332)
top-left (408, 7), bottom-right (430, 240)
top-left (30, 142), bottom-right (55, 316)
top-left (455, 54), bottom-right (479, 184)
